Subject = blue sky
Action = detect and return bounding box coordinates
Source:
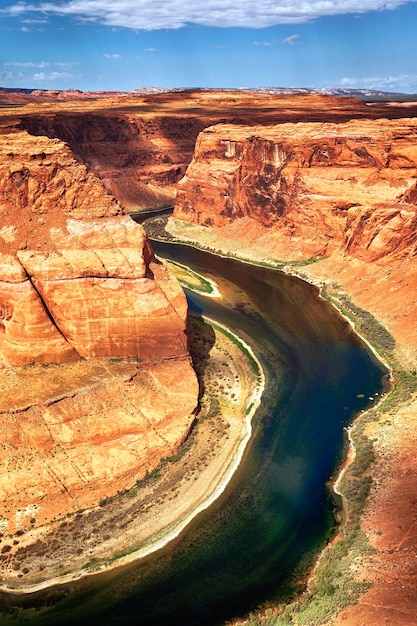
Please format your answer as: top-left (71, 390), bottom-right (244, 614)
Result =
top-left (1, 0), bottom-right (417, 93)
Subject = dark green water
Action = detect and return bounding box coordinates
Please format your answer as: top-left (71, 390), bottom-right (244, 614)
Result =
top-left (0, 242), bottom-right (388, 626)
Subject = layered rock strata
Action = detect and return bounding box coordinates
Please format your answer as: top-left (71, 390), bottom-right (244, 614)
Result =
top-left (15, 90), bottom-right (373, 212)
top-left (174, 118), bottom-right (417, 259)
top-left (0, 125), bottom-right (198, 529)
top-left (173, 118), bottom-right (417, 351)
top-left (0, 129), bottom-right (189, 365)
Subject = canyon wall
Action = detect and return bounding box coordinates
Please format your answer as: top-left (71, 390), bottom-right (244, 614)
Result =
top-left (19, 111), bottom-right (204, 211)
top-left (173, 118), bottom-right (417, 351)
top-left (174, 119), bottom-right (417, 261)
top-left (0, 122), bottom-right (198, 529)
top-left (15, 90), bottom-right (372, 213)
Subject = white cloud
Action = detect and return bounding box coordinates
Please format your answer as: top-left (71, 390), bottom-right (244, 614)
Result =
top-left (33, 71), bottom-right (79, 81)
top-left (253, 39), bottom-right (279, 46)
top-left (103, 53), bottom-right (121, 58)
top-left (0, 71), bottom-right (25, 81)
top-left (254, 33), bottom-right (300, 46)
top-left (340, 74), bottom-right (417, 91)
top-left (21, 17), bottom-right (49, 23)
top-left (144, 47), bottom-right (156, 52)
top-left (1, 0), bottom-right (414, 30)
top-left (283, 33), bottom-right (300, 44)
top-left (4, 61), bottom-right (50, 68)
top-left (55, 61), bottom-right (79, 67)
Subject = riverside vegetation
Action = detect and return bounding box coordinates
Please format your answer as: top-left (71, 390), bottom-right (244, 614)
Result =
top-left (227, 280), bottom-right (416, 626)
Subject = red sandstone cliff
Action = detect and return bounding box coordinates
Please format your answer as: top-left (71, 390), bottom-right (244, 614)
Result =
top-left (174, 119), bottom-right (417, 261)
top-left (0, 122), bottom-right (198, 530)
top-left (0, 128), bottom-right (189, 365)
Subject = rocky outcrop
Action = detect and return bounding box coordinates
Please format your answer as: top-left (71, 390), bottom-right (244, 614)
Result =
top-left (16, 218), bottom-right (188, 361)
top-left (0, 129), bottom-right (189, 365)
top-left (0, 122), bottom-right (198, 528)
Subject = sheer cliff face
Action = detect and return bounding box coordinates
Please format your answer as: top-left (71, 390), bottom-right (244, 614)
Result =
top-left (174, 119), bottom-right (417, 261)
top-left (19, 112), bottom-right (205, 211)
top-left (0, 125), bottom-right (197, 529)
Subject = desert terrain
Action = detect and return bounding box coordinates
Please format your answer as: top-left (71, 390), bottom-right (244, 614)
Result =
top-left (1, 88), bottom-right (417, 624)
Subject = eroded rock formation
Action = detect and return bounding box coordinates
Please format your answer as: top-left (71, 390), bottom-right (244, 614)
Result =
top-left (0, 123), bottom-right (198, 529)
top-left (0, 129), bottom-right (189, 365)
top-left (0, 358), bottom-right (196, 532)
top-left (174, 119), bottom-right (417, 261)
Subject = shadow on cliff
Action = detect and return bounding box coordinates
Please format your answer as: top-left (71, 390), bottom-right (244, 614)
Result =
top-left (187, 314), bottom-right (216, 408)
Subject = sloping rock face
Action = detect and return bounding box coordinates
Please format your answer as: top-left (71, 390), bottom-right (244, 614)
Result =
top-left (0, 124), bottom-right (198, 528)
top-left (0, 358), bottom-right (196, 532)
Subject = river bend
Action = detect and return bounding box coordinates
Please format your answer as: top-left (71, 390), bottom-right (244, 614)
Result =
top-left (0, 241), bottom-right (388, 626)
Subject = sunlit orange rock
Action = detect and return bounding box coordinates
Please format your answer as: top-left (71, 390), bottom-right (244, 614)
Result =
top-left (174, 118), bottom-right (417, 260)
top-left (0, 129), bottom-right (189, 364)
top-left (0, 119), bottom-right (197, 529)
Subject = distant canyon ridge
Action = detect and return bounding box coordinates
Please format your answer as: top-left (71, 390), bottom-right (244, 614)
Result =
top-left (2, 89), bottom-right (417, 623)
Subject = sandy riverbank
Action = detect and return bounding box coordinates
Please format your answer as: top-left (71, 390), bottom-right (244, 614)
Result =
top-left (0, 314), bottom-right (264, 594)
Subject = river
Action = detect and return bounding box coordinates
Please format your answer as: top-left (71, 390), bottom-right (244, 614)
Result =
top-left (0, 240), bottom-right (388, 626)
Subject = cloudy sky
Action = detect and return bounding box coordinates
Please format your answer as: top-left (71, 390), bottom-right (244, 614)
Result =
top-left (1, 0), bottom-right (417, 92)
